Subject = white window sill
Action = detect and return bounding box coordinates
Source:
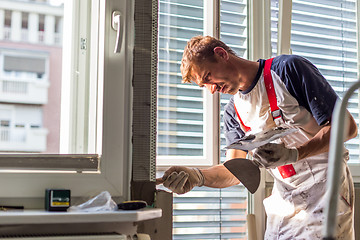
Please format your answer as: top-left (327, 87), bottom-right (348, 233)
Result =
top-left (0, 208), bottom-right (162, 225)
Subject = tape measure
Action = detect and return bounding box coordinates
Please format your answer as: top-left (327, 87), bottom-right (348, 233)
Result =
top-left (45, 189), bottom-right (71, 211)
top-left (117, 200), bottom-right (147, 210)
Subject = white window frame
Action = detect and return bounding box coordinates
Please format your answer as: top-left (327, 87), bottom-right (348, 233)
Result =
top-left (0, 0), bottom-right (134, 202)
top-left (156, 0), bottom-right (220, 168)
top-left (276, 0), bottom-right (292, 55)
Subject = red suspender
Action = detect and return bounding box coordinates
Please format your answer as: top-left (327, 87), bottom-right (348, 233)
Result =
top-left (234, 104), bottom-right (251, 132)
top-left (278, 164), bottom-right (296, 178)
top-left (264, 58), bottom-right (295, 178)
top-left (234, 58), bottom-right (283, 132)
top-left (263, 58), bottom-right (283, 124)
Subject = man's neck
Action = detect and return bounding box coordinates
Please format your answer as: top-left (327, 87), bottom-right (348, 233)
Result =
top-left (235, 57), bottom-right (259, 91)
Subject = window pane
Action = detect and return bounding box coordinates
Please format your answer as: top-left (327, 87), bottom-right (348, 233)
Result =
top-left (271, 0), bottom-right (359, 163)
top-left (219, 1), bottom-right (249, 239)
top-left (0, 1), bottom-right (62, 153)
top-left (157, 0), bottom-right (204, 158)
top-left (0, 0), bottom-right (97, 155)
top-left (220, 0), bottom-right (248, 163)
top-left (172, 186), bottom-right (248, 240)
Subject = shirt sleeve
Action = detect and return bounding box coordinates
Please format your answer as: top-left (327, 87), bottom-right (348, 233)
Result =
top-left (272, 55), bottom-right (339, 125)
top-left (223, 97), bottom-right (246, 146)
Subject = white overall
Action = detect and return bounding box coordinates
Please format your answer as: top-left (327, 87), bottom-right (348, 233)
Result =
top-left (233, 60), bottom-right (355, 239)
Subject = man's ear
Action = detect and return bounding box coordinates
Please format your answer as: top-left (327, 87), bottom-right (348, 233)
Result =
top-left (213, 47), bottom-right (229, 60)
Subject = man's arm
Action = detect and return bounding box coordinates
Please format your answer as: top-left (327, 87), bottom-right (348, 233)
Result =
top-left (156, 149), bottom-right (246, 193)
top-left (297, 110), bottom-right (357, 160)
top-left (201, 149), bottom-right (246, 188)
top-left (252, 111), bottom-right (357, 168)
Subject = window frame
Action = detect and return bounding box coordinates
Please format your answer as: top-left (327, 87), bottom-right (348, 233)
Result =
top-left (156, 0), bottom-right (221, 168)
top-left (0, 0), bottom-right (133, 202)
top-left (248, 1), bottom-right (272, 238)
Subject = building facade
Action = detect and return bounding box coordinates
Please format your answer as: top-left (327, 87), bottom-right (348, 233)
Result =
top-left (0, 0), bottom-right (63, 153)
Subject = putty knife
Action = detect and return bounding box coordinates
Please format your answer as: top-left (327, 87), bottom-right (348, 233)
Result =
top-left (224, 158), bottom-right (260, 194)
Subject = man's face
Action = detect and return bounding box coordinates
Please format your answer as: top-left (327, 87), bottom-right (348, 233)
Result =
top-left (190, 50), bottom-right (241, 95)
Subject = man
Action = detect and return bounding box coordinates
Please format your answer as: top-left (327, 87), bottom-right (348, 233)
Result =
top-left (157, 35), bottom-right (357, 239)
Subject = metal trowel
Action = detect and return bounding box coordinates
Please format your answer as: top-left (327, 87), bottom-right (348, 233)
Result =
top-left (225, 127), bottom-right (297, 151)
top-left (224, 158), bottom-right (260, 194)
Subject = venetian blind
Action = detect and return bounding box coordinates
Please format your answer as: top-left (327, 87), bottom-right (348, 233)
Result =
top-left (157, 0), bottom-right (249, 239)
top-left (271, 0), bottom-right (359, 163)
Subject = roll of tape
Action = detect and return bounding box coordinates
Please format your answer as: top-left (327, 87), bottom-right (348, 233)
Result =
top-left (134, 233), bottom-right (151, 240)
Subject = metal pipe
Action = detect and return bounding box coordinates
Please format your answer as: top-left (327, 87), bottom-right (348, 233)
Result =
top-left (322, 79), bottom-right (360, 239)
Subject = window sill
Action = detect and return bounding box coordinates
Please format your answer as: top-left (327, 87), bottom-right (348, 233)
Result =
top-left (0, 208), bottom-right (162, 225)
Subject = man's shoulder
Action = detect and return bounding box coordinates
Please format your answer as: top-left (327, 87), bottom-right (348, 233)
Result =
top-left (223, 96), bottom-right (236, 118)
top-left (272, 54), bottom-right (309, 68)
top-left (270, 54), bottom-right (313, 80)
top-left (224, 96), bottom-right (235, 111)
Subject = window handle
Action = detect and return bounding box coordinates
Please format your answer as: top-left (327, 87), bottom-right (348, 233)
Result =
top-left (112, 11), bottom-right (122, 53)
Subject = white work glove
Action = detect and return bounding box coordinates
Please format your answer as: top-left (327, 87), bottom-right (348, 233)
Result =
top-left (252, 142), bottom-right (298, 169)
top-left (159, 166), bottom-right (204, 194)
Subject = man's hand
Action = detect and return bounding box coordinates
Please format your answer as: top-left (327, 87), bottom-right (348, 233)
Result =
top-left (252, 142), bottom-right (298, 169)
top-left (157, 166), bottom-right (204, 194)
